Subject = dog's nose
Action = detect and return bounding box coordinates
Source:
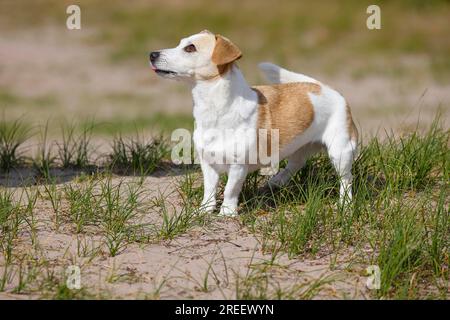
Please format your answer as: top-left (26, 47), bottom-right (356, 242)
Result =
top-left (149, 51), bottom-right (160, 63)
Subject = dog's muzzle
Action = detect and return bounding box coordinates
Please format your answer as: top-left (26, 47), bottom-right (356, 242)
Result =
top-left (149, 51), bottom-right (178, 76)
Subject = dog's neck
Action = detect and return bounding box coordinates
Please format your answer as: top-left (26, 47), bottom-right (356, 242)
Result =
top-left (191, 64), bottom-right (257, 128)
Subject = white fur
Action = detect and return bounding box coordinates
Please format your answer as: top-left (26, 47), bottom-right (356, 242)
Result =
top-left (192, 66), bottom-right (259, 216)
top-left (259, 62), bottom-right (321, 85)
top-left (151, 33), bottom-right (357, 217)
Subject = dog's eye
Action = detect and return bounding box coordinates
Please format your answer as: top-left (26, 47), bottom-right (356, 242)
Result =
top-left (184, 44), bottom-right (196, 53)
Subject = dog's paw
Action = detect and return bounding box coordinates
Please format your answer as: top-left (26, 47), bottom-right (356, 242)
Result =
top-left (199, 200), bottom-right (216, 214)
top-left (218, 205), bottom-right (238, 217)
top-left (199, 204), bottom-right (216, 214)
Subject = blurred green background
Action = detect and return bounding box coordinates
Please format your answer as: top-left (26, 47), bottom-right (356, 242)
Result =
top-left (1, 0), bottom-right (449, 136)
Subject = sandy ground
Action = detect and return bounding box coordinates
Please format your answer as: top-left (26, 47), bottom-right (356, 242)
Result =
top-left (0, 170), bottom-right (370, 299)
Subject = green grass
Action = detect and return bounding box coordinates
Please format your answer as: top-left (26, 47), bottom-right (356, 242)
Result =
top-left (33, 121), bottom-right (55, 179)
top-left (41, 179), bottom-right (62, 230)
top-left (64, 181), bottom-right (98, 233)
top-left (63, 176), bottom-right (145, 256)
top-left (149, 174), bottom-right (210, 240)
top-left (0, 188), bottom-right (36, 292)
top-left (0, 118), bottom-right (173, 176)
top-left (0, 117), bottom-right (29, 171)
top-left (99, 178), bottom-right (143, 256)
top-left (56, 121), bottom-right (94, 169)
top-left (107, 133), bottom-right (170, 175)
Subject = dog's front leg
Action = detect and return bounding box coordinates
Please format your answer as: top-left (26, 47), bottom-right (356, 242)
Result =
top-left (219, 165), bottom-right (248, 217)
top-left (200, 161), bottom-right (219, 213)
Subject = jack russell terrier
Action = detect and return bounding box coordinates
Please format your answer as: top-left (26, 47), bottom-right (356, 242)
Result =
top-left (149, 30), bottom-right (358, 217)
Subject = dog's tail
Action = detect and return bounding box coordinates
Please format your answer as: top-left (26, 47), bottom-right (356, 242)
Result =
top-left (258, 62), bottom-right (321, 85)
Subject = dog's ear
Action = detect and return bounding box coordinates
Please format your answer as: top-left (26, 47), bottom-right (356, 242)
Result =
top-left (212, 34), bottom-right (242, 66)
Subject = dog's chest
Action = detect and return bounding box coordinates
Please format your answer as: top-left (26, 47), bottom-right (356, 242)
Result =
top-left (193, 100), bottom-right (258, 164)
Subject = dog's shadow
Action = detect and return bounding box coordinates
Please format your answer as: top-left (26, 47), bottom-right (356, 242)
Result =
top-left (0, 162), bottom-right (197, 188)
top-left (0, 167), bottom-right (93, 188)
top-left (238, 159), bottom-right (386, 214)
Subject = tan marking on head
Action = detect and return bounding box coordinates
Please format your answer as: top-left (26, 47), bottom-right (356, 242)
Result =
top-left (211, 34), bottom-right (242, 73)
top-left (346, 103), bottom-right (358, 142)
top-left (191, 33), bottom-right (216, 53)
top-left (254, 82), bottom-right (321, 156)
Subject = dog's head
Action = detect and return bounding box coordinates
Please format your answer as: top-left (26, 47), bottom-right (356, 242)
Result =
top-left (149, 30), bottom-right (242, 81)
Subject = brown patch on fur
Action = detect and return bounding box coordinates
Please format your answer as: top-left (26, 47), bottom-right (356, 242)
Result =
top-left (346, 104), bottom-right (358, 141)
top-left (254, 82), bottom-right (321, 155)
top-left (216, 63), bottom-right (233, 76)
top-left (211, 34), bottom-right (242, 67)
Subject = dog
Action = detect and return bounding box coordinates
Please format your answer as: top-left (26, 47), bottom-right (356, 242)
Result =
top-left (149, 30), bottom-right (358, 216)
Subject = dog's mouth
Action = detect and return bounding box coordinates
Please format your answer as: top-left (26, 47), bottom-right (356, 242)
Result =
top-left (155, 69), bottom-right (177, 75)
top-left (151, 64), bottom-right (177, 76)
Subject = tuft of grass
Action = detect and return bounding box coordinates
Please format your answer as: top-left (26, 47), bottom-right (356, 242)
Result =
top-left (56, 122), bottom-right (94, 169)
top-left (0, 188), bottom-right (36, 292)
top-left (64, 180), bottom-right (99, 233)
top-left (359, 119), bottom-right (449, 192)
top-left (285, 187), bottom-right (327, 257)
top-left (153, 192), bottom-right (208, 240)
top-left (64, 176), bottom-right (144, 256)
top-left (148, 172), bottom-right (212, 241)
top-left (176, 169), bottom-right (203, 206)
top-left (99, 178), bottom-right (143, 256)
top-left (41, 179), bottom-right (62, 231)
top-left (0, 118), bottom-right (29, 171)
top-left (33, 122), bottom-right (55, 179)
top-left (108, 133), bottom-right (169, 175)
top-left (376, 199), bottom-right (426, 298)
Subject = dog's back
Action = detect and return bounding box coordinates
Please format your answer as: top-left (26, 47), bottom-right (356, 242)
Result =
top-left (258, 62), bottom-right (358, 145)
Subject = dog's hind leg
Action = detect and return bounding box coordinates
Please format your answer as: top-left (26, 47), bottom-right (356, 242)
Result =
top-left (321, 97), bottom-right (358, 204)
top-left (268, 142), bottom-right (323, 188)
top-left (326, 139), bottom-right (357, 204)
